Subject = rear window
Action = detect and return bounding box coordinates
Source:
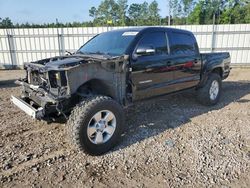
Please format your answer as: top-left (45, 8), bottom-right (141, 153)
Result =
top-left (170, 32), bottom-right (196, 55)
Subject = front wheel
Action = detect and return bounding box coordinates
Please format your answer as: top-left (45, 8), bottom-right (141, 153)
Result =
top-left (67, 96), bottom-right (124, 155)
top-left (196, 73), bottom-right (222, 106)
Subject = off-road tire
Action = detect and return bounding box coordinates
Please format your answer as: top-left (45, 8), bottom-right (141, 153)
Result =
top-left (197, 73), bottom-right (222, 106)
top-left (67, 95), bottom-right (124, 155)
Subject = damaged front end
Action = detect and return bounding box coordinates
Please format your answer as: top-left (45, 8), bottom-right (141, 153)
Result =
top-left (11, 54), bottom-right (128, 119)
top-left (11, 56), bottom-right (79, 119)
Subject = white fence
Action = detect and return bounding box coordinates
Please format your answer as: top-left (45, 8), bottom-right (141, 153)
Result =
top-left (0, 24), bottom-right (250, 69)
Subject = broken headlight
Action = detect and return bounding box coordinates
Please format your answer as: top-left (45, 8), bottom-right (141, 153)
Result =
top-left (49, 71), bottom-right (67, 88)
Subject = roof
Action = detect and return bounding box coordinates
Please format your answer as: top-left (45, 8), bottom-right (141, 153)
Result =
top-left (106, 26), bottom-right (192, 35)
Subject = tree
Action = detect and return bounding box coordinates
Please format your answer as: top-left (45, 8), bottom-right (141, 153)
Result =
top-left (127, 1), bottom-right (155, 26)
top-left (227, 3), bottom-right (247, 24)
top-left (218, 0), bottom-right (250, 24)
top-left (92, 0), bottom-right (119, 25)
top-left (169, 0), bottom-right (186, 25)
top-left (0, 17), bottom-right (14, 28)
top-left (117, 0), bottom-right (128, 26)
top-left (89, 7), bottom-right (97, 18)
top-left (1, 0), bottom-right (249, 28)
top-left (170, 0), bottom-right (182, 18)
top-left (182, 0), bottom-right (194, 17)
top-left (140, 2), bottom-right (149, 19)
top-left (245, 2), bottom-right (250, 23)
top-left (187, 0), bottom-right (205, 24)
top-left (187, 0), bottom-right (226, 24)
top-left (148, 0), bottom-right (160, 25)
top-left (128, 3), bottom-right (142, 25)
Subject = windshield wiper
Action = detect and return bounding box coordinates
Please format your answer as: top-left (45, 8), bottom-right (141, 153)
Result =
top-left (88, 51), bottom-right (106, 55)
top-left (90, 51), bottom-right (115, 57)
top-left (76, 51), bottom-right (89, 55)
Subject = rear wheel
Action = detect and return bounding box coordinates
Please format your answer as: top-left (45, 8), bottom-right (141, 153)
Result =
top-left (67, 96), bottom-right (124, 155)
top-left (197, 73), bottom-right (222, 106)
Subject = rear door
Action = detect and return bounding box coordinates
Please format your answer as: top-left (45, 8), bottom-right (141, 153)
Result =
top-left (169, 31), bottom-right (202, 90)
top-left (130, 31), bottom-right (176, 100)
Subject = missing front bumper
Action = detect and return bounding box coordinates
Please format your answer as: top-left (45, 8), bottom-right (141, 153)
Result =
top-left (11, 96), bottom-right (44, 119)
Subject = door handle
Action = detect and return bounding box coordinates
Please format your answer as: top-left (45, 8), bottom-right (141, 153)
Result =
top-left (146, 62), bottom-right (164, 69)
top-left (194, 59), bottom-right (199, 64)
top-left (146, 65), bottom-right (155, 69)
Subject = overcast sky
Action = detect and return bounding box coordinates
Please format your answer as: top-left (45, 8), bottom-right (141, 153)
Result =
top-left (0, 0), bottom-right (169, 24)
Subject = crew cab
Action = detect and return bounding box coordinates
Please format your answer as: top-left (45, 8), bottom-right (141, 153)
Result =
top-left (11, 27), bottom-right (231, 155)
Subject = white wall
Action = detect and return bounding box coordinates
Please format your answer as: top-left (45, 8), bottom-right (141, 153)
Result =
top-left (0, 24), bottom-right (250, 68)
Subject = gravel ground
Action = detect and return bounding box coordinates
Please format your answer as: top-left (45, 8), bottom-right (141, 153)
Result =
top-left (0, 69), bottom-right (250, 187)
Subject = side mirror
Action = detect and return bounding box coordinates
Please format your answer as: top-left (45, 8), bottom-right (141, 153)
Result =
top-left (136, 46), bottom-right (156, 56)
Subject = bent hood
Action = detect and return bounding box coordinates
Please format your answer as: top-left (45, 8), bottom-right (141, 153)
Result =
top-left (24, 54), bottom-right (108, 71)
top-left (24, 54), bottom-right (127, 72)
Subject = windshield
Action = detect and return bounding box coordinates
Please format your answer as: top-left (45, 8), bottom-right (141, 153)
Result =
top-left (77, 31), bottom-right (138, 56)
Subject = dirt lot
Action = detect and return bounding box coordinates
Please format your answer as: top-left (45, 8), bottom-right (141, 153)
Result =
top-left (0, 69), bottom-right (250, 187)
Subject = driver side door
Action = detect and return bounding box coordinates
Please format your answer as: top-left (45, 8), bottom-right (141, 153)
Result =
top-left (130, 31), bottom-right (176, 101)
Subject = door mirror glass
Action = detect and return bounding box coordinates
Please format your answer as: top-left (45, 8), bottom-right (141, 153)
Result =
top-left (136, 46), bottom-right (156, 56)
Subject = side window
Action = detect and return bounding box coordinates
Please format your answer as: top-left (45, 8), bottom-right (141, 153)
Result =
top-left (137, 32), bottom-right (168, 55)
top-left (170, 32), bottom-right (196, 55)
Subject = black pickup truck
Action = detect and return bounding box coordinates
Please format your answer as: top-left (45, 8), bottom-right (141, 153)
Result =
top-left (11, 27), bottom-right (231, 155)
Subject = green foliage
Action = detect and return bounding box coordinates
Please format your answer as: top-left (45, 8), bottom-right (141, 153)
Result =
top-left (187, 1), bottom-right (204, 24)
top-left (219, 0), bottom-right (250, 24)
top-left (128, 2), bottom-right (151, 25)
top-left (148, 0), bottom-right (161, 25)
top-left (89, 7), bottom-right (97, 18)
top-left (117, 0), bottom-right (128, 26)
top-left (0, 17), bottom-right (14, 28)
top-left (186, 0), bottom-right (250, 25)
top-left (0, 0), bottom-right (250, 28)
top-left (128, 3), bottom-right (142, 25)
top-left (89, 0), bottom-right (161, 26)
top-left (92, 0), bottom-right (119, 26)
top-left (0, 18), bottom-right (94, 28)
top-left (245, 3), bottom-right (250, 23)
top-left (170, 0), bottom-right (182, 18)
top-left (182, 0), bottom-right (195, 17)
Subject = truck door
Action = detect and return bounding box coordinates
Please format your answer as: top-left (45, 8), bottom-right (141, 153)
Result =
top-left (169, 31), bottom-right (202, 90)
top-left (130, 31), bottom-right (176, 101)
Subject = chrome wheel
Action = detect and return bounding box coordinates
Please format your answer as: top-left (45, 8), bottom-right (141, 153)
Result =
top-left (87, 110), bottom-right (116, 145)
top-left (209, 80), bottom-right (219, 100)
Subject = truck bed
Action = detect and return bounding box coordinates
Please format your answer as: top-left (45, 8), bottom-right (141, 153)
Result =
top-left (201, 52), bottom-right (231, 80)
